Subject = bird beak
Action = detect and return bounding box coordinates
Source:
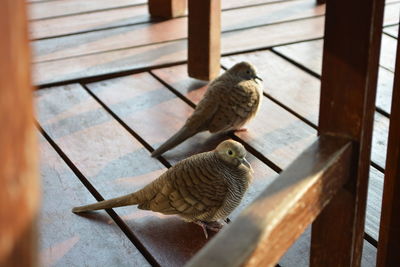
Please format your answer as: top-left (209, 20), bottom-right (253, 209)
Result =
top-left (241, 157), bottom-right (254, 173)
top-left (254, 76), bottom-right (263, 82)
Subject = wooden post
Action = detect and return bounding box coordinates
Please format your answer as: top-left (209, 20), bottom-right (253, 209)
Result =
top-left (0, 0), bottom-right (39, 266)
top-left (188, 0), bottom-right (221, 81)
top-left (376, 26), bottom-right (400, 267)
top-left (148, 0), bottom-right (186, 19)
top-left (310, 0), bottom-right (385, 266)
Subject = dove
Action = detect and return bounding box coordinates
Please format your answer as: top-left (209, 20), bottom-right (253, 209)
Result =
top-left (72, 140), bottom-right (253, 238)
top-left (151, 61), bottom-right (263, 157)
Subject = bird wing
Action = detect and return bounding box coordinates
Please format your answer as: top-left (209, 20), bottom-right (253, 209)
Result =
top-left (208, 81), bottom-right (261, 133)
top-left (138, 154), bottom-right (228, 220)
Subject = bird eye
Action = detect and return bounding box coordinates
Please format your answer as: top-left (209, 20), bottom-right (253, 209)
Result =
top-left (246, 70), bottom-right (250, 74)
top-left (227, 150), bottom-right (233, 156)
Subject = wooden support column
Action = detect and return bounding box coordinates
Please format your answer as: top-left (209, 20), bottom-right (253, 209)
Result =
top-left (376, 26), bottom-right (400, 267)
top-left (188, 0), bottom-right (221, 81)
top-left (0, 0), bottom-right (39, 266)
top-left (148, 0), bottom-right (186, 19)
top-left (310, 0), bottom-right (385, 266)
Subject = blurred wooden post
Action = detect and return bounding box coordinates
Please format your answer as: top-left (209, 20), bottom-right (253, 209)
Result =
top-left (0, 0), bottom-right (39, 266)
top-left (148, 0), bottom-right (186, 19)
top-left (188, 0), bottom-right (221, 81)
top-left (376, 24), bottom-right (400, 267)
top-left (310, 0), bottom-right (385, 266)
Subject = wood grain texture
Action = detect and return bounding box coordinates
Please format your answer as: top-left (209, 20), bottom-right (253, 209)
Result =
top-left (30, 5), bottom-right (150, 39)
top-left (188, 0), bottom-right (221, 80)
top-left (151, 64), bottom-right (317, 169)
top-left (32, 0), bottom-right (324, 63)
top-left (273, 39), bottom-right (394, 115)
top-left (377, 28), bottom-right (400, 266)
top-left (310, 0), bottom-right (385, 265)
top-left (38, 135), bottom-right (149, 266)
top-left (36, 83), bottom-right (277, 266)
top-left (29, 0), bottom-right (146, 20)
top-left (186, 136), bottom-right (353, 267)
top-left (148, 0), bottom-right (186, 18)
top-left (366, 167), bottom-right (384, 241)
top-left (0, 0), bottom-right (38, 265)
top-left (383, 2), bottom-right (400, 26)
top-left (33, 17), bottom-right (324, 86)
top-left (381, 34), bottom-right (397, 71)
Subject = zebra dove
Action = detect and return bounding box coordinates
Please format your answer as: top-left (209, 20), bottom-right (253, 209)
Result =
top-left (72, 140), bottom-right (253, 238)
top-left (151, 61), bottom-right (263, 157)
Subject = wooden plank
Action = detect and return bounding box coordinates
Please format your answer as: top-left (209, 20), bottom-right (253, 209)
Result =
top-left (148, 0), bottom-right (186, 18)
top-left (366, 167), bottom-right (384, 241)
top-left (383, 2), bottom-right (400, 26)
top-left (38, 135), bottom-right (150, 266)
top-left (33, 16), bottom-right (324, 86)
top-left (384, 25), bottom-right (399, 38)
top-left (29, 0), bottom-right (146, 20)
top-left (0, 0), bottom-right (38, 266)
top-left (186, 135), bottom-right (353, 267)
top-left (273, 39), bottom-right (394, 115)
top-left (30, 5), bottom-right (150, 40)
top-left (36, 83), bottom-right (277, 266)
top-left (32, 0), bottom-right (324, 63)
top-left (150, 64), bottom-right (317, 169)
top-left (188, 0), bottom-right (221, 80)
top-left (280, 215), bottom-right (379, 266)
top-left (310, 0), bottom-right (385, 265)
top-left (381, 34), bottom-right (397, 71)
top-left (377, 27), bottom-right (400, 266)
top-left (30, 0), bottom-right (323, 40)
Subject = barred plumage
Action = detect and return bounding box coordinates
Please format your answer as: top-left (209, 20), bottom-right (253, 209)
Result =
top-left (151, 62), bottom-right (263, 157)
top-left (72, 140), bottom-right (253, 238)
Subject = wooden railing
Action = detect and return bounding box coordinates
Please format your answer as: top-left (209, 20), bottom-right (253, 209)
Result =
top-left (187, 0), bottom-right (389, 266)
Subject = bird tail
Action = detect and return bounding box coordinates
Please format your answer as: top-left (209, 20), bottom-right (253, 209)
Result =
top-left (151, 125), bottom-right (198, 157)
top-left (72, 193), bottom-right (138, 213)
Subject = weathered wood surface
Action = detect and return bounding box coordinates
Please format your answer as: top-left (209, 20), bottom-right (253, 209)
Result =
top-left (310, 0), bottom-right (384, 265)
top-left (186, 136), bottom-right (353, 267)
top-left (36, 82), bottom-right (277, 266)
top-left (32, 0), bottom-right (325, 63)
top-left (33, 16), bottom-right (324, 86)
top-left (188, 0), bottom-right (221, 80)
top-left (0, 0), bottom-right (38, 266)
top-left (148, 0), bottom-right (186, 19)
top-left (273, 39), bottom-right (394, 115)
top-left (30, 0), bottom-right (324, 40)
top-left (377, 27), bottom-right (400, 266)
top-left (38, 135), bottom-right (150, 266)
top-left (29, 0), bottom-right (146, 20)
top-left (30, 5), bottom-right (150, 40)
top-left (150, 65), bottom-right (317, 170)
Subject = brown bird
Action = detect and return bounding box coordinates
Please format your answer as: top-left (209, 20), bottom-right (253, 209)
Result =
top-left (151, 61), bottom-right (263, 157)
top-left (72, 140), bottom-right (253, 238)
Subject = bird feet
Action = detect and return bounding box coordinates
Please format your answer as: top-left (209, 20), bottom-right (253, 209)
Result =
top-left (194, 221), bottom-right (224, 239)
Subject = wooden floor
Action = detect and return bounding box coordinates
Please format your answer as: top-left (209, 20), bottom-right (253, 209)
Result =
top-left (32, 0), bottom-right (399, 266)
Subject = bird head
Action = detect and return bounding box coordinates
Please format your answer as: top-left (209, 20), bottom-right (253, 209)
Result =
top-left (227, 61), bottom-right (263, 83)
top-left (215, 140), bottom-right (254, 173)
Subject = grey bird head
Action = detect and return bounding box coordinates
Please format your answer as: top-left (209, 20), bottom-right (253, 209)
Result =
top-left (228, 61), bottom-right (263, 82)
top-left (215, 140), bottom-right (253, 173)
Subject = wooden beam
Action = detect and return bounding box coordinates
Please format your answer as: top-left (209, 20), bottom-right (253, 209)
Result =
top-left (148, 0), bottom-right (186, 19)
top-left (376, 24), bottom-right (400, 267)
top-left (186, 136), bottom-right (352, 267)
top-left (0, 0), bottom-right (38, 266)
top-left (310, 0), bottom-right (385, 266)
top-left (188, 0), bottom-right (221, 81)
